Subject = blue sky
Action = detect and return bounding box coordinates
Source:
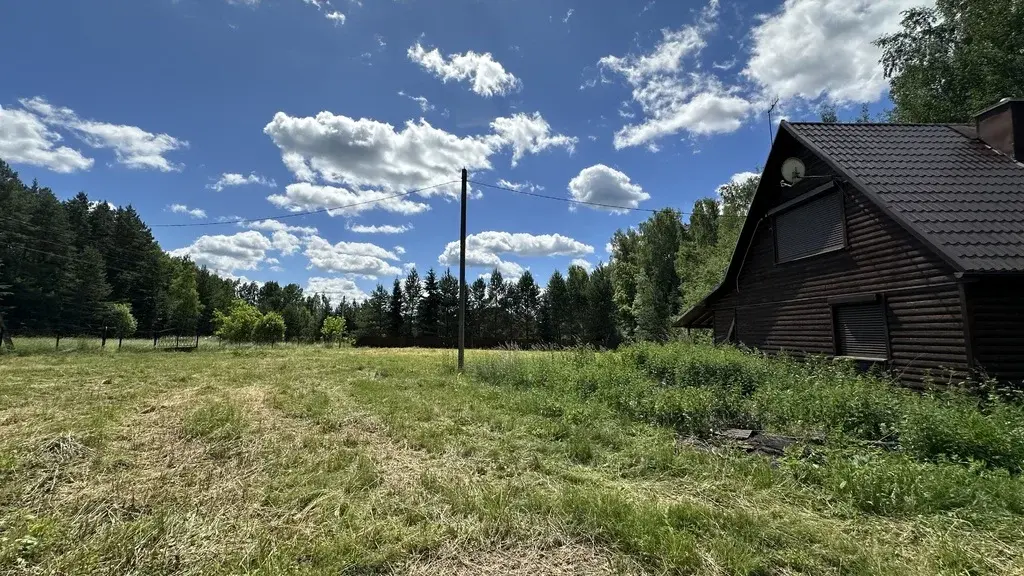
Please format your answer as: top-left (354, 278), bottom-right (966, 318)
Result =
top-left (0, 0), bottom-right (927, 301)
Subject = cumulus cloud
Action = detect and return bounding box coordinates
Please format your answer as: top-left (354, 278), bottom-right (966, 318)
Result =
top-left (394, 245), bottom-right (406, 255)
top-left (744, 0), bottom-right (926, 103)
top-left (438, 231), bottom-right (593, 278)
top-left (407, 42), bottom-right (521, 97)
top-left (570, 258), bottom-right (594, 272)
top-left (567, 164), bottom-right (651, 214)
top-left (306, 277), bottom-right (370, 302)
top-left (324, 10), bottom-right (345, 24)
top-left (0, 104), bottom-right (94, 173)
top-left (346, 223), bottom-right (412, 234)
top-left (168, 204), bottom-right (207, 219)
top-left (598, 0), bottom-right (752, 148)
top-left (268, 183), bottom-right (430, 216)
top-left (304, 235), bottom-right (402, 279)
top-left (263, 110), bottom-right (574, 196)
top-left (19, 97), bottom-right (188, 171)
top-left (403, 262), bottom-right (417, 273)
top-left (168, 231), bottom-right (274, 276)
top-left (489, 113), bottom-right (577, 167)
top-left (243, 219), bottom-right (318, 235)
top-left (271, 230), bottom-right (303, 255)
top-left (209, 172), bottom-right (276, 191)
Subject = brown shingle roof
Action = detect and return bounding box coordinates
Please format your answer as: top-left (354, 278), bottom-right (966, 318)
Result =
top-left (786, 122), bottom-right (1024, 272)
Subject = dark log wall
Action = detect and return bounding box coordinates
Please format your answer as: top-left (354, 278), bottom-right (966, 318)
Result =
top-left (969, 279), bottom-right (1024, 386)
top-left (712, 141), bottom-right (967, 386)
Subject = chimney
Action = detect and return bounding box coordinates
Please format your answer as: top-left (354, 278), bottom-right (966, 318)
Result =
top-left (975, 98), bottom-right (1024, 162)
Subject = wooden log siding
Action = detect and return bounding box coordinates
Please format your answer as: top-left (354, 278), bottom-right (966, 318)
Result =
top-left (969, 279), bottom-right (1024, 386)
top-left (712, 146), bottom-right (968, 386)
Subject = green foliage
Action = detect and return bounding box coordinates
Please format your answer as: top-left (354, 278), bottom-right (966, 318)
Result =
top-left (632, 268), bottom-right (669, 342)
top-left (471, 340), bottom-right (1024, 474)
top-left (214, 300), bottom-right (262, 344)
top-left (254, 311), bottom-right (286, 345)
top-left (108, 303), bottom-right (137, 339)
top-left (321, 315), bottom-right (346, 345)
top-left (877, 0), bottom-right (1024, 123)
top-left (166, 257), bottom-right (203, 335)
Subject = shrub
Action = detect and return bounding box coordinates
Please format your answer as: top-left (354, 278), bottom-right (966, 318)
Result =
top-left (214, 300), bottom-right (262, 344)
top-left (321, 316), bottom-right (346, 346)
top-left (900, 392), bottom-right (1024, 472)
top-left (254, 312), bottom-right (286, 345)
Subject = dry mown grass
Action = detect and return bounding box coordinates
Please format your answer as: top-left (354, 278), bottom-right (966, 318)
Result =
top-left (1, 346), bottom-right (1022, 575)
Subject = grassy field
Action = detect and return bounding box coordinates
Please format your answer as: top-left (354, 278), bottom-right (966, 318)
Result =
top-left (1, 343), bottom-right (1023, 575)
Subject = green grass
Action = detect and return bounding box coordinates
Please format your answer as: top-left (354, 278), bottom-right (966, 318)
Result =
top-left (1, 342), bottom-right (1022, 574)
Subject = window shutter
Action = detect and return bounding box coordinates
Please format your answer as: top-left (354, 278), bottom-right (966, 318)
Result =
top-left (835, 303), bottom-right (888, 359)
top-left (775, 191), bottom-right (844, 262)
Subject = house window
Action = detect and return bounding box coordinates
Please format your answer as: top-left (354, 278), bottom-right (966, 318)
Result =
top-left (833, 302), bottom-right (889, 360)
top-left (774, 191), bottom-right (845, 263)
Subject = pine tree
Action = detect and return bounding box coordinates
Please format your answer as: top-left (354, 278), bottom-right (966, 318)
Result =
top-left (417, 269), bottom-right (441, 338)
top-left (565, 265), bottom-right (590, 342)
top-left (402, 268), bottom-right (421, 338)
top-left (484, 270), bottom-right (507, 341)
top-left (513, 271), bottom-right (540, 343)
top-left (543, 271), bottom-right (569, 345)
top-left (65, 246), bottom-right (112, 335)
top-left (584, 265), bottom-right (619, 348)
top-left (388, 279), bottom-right (404, 339)
top-left (468, 278), bottom-right (487, 345)
top-left (438, 269), bottom-right (460, 345)
top-left (357, 284), bottom-right (390, 337)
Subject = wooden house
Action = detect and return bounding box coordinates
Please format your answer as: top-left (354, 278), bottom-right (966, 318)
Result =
top-left (676, 99), bottom-right (1024, 387)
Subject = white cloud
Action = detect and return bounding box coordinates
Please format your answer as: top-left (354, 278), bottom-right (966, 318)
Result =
top-left (268, 183), bottom-right (431, 216)
top-left (394, 245), bottom-right (406, 255)
top-left (438, 231), bottom-right (593, 277)
top-left (567, 164), bottom-right (651, 214)
top-left (304, 235), bottom-right (402, 279)
top-left (598, 0), bottom-right (752, 148)
top-left (403, 262), bottom-right (417, 273)
top-left (20, 97), bottom-right (188, 171)
top-left (0, 104), bottom-right (94, 173)
top-left (89, 200), bottom-right (117, 211)
top-left (243, 219), bottom-right (318, 235)
top-left (605, 242), bottom-right (613, 254)
top-left (398, 91), bottom-right (434, 112)
top-left (346, 223), bottom-right (412, 234)
top-left (563, 8), bottom-right (574, 23)
top-left (489, 113), bottom-right (577, 167)
top-left (209, 172), bottom-right (276, 191)
top-left (496, 179), bottom-right (542, 192)
top-left (168, 231), bottom-right (274, 276)
top-left (570, 258), bottom-right (594, 272)
top-left (744, 0), bottom-right (927, 103)
top-left (407, 42), bottom-right (521, 97)
top-left (168, 204), bottom-right (207, 219)
top-left (264, 110), bottom-right (574, 194)
top-left (271, 230), bottom-right (303, 255)
top-left (307, 277), bottom-right (370, 302)
top-left (324, 10), bottom-right (345, 24)
top-left (265, 111), bottom-right (494, 196)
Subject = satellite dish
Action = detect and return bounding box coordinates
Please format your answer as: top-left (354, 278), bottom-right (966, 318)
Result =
top-left (781, 157), bottom-right (806, 183)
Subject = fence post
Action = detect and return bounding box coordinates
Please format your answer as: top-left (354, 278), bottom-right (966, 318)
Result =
top-left (118, 336), bottom-right (123, 350)
top-left (101, 326), bottom-right (107, 348)
top-left (195, 331), bottom-right (199, 348)
top-left (175, 334), bottom-right (179, 348)
top-left (55, 333), bottom-right (60, 351)
top-left (153, 331), bottom-right (158, 348)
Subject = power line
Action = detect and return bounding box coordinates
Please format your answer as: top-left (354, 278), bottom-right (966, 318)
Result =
top-left (470, 180), bottom-right (669, 214)
top-left (150, 180), bottom-right (460, 228)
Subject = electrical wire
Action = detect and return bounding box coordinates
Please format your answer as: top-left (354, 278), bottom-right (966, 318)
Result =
top-left (469, 179), bottom-right (670, 214)
top-left (149, 180), bottom-right (460, 228)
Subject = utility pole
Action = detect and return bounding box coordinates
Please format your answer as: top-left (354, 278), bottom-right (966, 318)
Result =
top-left (458, 168), bottom-right (468, 371)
